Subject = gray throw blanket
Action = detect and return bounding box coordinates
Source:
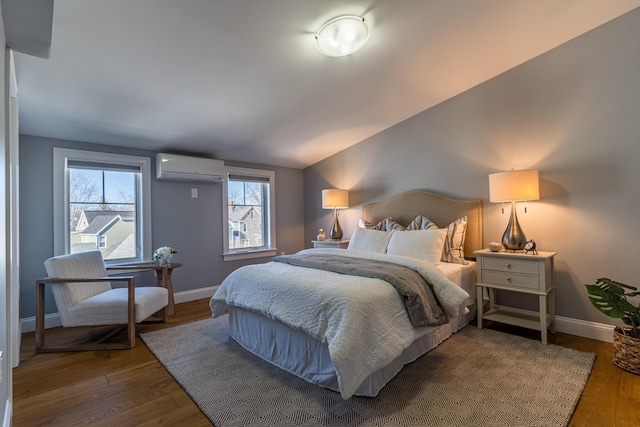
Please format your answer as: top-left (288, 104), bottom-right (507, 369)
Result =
top-left (271, 253), bottom-right (447, 326)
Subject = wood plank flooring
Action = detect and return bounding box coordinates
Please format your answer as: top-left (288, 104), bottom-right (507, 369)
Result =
top-left (12, 299), bottom-right (640, 426)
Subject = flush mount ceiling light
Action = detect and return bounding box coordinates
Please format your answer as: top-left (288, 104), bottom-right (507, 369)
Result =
top-left (315, 15), bottom-right (369, 57)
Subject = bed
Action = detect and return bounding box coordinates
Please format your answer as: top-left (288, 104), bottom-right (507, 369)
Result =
top-left (210, 190), bottom-right (483, 399)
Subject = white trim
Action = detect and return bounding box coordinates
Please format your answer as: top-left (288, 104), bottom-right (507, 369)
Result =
top-left (494, 305), bottom-right (615, 343)
top-left (20, 286), bottom-right (220, 333)
top-left (173, 285), bottom-right (219, 304)
top-left (9, 51), bottom-right (17, 98)
top-left (22, 292), bottom-right (616, 343)
top-left (555, 314), bottom-right (615, 343)
top-left (20, 294), bottom-right (616, 343)
top-left (8, 51), bottom-right (21, 368)
top-left (20, 312), bottom-right (63, 333)
top-left (223, 249), bottom-right (277, 261)
top-left (223, 166), bottom-right (276, 261)
top-left (52, 148), bottom-right (152, 262)
top-left (3, 400), bottom-right (11, 427)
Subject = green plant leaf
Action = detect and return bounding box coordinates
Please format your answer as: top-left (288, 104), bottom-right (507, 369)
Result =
top-left (585, 278), bottom-right (640, 338)
top-left (586, 285), bottom-right (626, 318)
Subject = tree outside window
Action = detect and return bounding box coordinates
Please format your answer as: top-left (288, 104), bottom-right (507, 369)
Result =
top-left (222, 167), bottom-right (276, 261)
top-left (53, 148), bottom-right (152, 263)
top-left (69, 168), bottom-right (137, 260)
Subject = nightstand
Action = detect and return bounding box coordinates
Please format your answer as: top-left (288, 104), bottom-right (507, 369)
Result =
top-left (312, 240), bottom-right (350, 249)
top-left (474, 249), bottom-right (557, 344)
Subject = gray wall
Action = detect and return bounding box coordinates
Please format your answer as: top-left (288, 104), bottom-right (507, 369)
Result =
top-left (19, 135), bottom-right (305, 318)
top-left (304, 9), bottom-right (640, 326)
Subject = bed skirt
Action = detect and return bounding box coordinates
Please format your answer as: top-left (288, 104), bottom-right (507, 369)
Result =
top-left (228, 304), bottom-right (476, 398)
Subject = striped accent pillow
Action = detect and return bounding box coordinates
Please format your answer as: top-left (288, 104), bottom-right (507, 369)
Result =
top-left (359, 217), bottom-right (405, 231)
top-left (406, 215), bottom-right (438, 231)
top-left (441, 216), bottom-right (468, 265)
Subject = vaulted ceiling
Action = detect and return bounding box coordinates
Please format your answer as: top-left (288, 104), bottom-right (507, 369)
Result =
top-left (10, 1), bottom-right (639, 168)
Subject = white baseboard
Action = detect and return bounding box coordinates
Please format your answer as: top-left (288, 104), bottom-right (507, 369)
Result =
top-left (494, 305), bottom-right (615, 343)
top-left (20, 286), bottom-right (220, 333)
top-left (555, 314), bottom-right (615, 343)
top-left (20, 312), bottom-right (62, 334)
top-left (20, 288), bottom-right (614, 343)
top-left (174, 285), bottom-right (219, 304)
top-left (3, 400), bottom-right (11, 427)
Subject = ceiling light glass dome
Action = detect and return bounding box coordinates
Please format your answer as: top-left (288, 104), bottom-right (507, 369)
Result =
top-left (315, 15), bottom-right (370, 57)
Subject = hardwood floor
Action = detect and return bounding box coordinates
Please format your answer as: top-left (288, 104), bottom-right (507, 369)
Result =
top-left (13, 300), bottom-right (640, 426)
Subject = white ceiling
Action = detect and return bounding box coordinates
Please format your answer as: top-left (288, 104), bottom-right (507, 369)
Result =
top-left (13, 0), bottom-right (639, 169)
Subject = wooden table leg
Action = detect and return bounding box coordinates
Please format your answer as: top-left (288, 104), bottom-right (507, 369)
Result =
top-left (156, 267), bottom-right (175, 316)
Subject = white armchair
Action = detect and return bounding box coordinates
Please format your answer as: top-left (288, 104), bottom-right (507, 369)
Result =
top-left (36, 251), bottom-right (169, 352)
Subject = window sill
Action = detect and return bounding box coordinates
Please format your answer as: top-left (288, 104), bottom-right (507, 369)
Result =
top-left (223, 248), bottom-right (277, 262)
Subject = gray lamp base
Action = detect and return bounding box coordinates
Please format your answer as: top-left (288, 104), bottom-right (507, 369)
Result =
top-left (329, 208), bottom-right (343, 240)
top-left (502, 201), bottom-right (527, 251)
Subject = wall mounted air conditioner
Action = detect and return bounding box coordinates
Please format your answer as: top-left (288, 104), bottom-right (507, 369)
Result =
top-left (156, 153), bottom-right (225, 182)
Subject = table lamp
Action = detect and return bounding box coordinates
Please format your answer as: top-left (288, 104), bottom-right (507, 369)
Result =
top-left (322, 189), bottom-right (349, 240)
top-left (489, 169), bottom-right (539, 251)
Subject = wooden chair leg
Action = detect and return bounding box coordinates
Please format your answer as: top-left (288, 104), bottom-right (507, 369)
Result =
top-left (127, 277), bottom-right (136, 348)
top-left (35, 281), bottom-right (46, 351)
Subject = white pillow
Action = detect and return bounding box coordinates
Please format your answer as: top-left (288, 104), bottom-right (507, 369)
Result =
top-left (347, 228), bottom-right (393, 253)
top-left (386, 229), bottom-right (447, 264)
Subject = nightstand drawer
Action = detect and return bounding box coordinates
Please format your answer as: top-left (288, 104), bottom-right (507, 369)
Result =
top-left (481, 270), bottom-right (540, 290)
top-left (482, 257), bottom-right (538, 275)
top-left (312, 240), bottom-right (349, 249)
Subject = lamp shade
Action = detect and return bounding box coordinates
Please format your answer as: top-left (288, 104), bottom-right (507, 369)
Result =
top-left (489, 169), bottom-right (540, 202)
top-left (322, 189), bottom-right (349, 209)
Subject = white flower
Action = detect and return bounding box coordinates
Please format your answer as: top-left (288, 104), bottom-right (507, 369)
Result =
top-left (153, 246), bottom-right (178, 262)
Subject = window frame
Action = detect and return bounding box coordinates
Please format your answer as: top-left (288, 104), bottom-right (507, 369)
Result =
top-left (53, 148), bottom-right (152, 264)
top-left (222, 166), bottom-right (277, 261)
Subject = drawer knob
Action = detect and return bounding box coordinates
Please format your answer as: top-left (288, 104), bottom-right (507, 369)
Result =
top-left (505, 263), bottom-right (511, 269)
top-left (507, 277), bottom-right (512, 282)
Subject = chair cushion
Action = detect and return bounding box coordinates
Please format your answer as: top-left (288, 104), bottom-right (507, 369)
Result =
top-left (67, 287), bottom-right (169, 326)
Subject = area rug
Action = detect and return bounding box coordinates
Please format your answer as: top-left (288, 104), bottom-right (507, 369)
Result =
top-left (141, 317), bottom-right (595, 427)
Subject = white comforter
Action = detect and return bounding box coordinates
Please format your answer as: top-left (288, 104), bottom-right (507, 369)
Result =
top-left (209, 248), bottom-right (470, 399)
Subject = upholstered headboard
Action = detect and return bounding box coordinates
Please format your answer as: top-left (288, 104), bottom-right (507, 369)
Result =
top-left (362, 190), bottom-right (483, 259)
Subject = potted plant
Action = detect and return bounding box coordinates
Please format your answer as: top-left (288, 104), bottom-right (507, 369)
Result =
top-left (586, 277), bottom-right (640, 375)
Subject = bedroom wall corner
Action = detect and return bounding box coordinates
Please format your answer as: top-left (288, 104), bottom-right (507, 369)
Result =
top-left (18, 135), bottom-right (306, 322)
top-left (303, 8), bottom-right (640, 337)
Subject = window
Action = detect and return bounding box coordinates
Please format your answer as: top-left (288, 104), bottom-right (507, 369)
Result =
top-left (53, 148), bottom-right (152, 263)
top-left (222, 166), bottom-right (276, 261)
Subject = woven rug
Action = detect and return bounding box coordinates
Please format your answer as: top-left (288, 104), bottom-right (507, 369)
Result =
top-left (141, 317), bottom-right (595, 427)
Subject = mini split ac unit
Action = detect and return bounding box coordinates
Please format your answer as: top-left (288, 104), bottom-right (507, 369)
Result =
top-left (156, 153), bottom-right (225, 182)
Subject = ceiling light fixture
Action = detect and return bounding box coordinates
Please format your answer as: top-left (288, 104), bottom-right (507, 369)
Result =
top-left (315, 15), bottom-right (369, 57)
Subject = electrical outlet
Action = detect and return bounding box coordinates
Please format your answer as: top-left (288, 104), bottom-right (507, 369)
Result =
top-left (191, 188), bottom-right (198, 198)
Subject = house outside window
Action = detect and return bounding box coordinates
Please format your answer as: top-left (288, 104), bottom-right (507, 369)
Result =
top-left (223, 166), bottom-right (276, 261)
top-left (53, 148), bottom-right (152, 263)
